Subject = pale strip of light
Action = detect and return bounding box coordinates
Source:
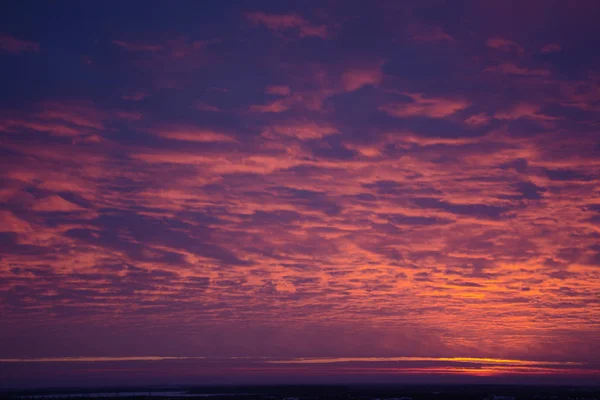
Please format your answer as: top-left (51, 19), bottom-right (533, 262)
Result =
top-left (265, 356), bottom-right (582, 366)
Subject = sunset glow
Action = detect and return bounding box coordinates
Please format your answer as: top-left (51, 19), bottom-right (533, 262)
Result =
top-left (1, 0), bottom-right (600, 388)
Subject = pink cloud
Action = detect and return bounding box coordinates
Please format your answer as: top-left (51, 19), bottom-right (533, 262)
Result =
top-left (0, 102), bottom-right (105, 137)
top-left (31, 195), bottom-right (84, 212)
top-left (0, 101), bottom-right (143, 139)
top-left (249, 98), bottom-right (295, 113)
top-left (115, 111), bottom-right (142, 121)
top-left (541, 43), bottom-right (562, 53)
top-left (484, 62), bottom-right (551, 77)
top-left (38, 103), bottom-right (105, 130)
top-left (193, 102), bottom-right (221, 112)
top-left (494, 103), bottom-right (560, 122)
top-left (559, 79), bottom-right (600, 112)
top-left (0, 35), bottom-right (39, 54)
top-left (113, 37), bottom-right (215, 60)
top-left (112, 40), bottom-right (164, 52)
top-left (485, 37), bottom-right (524, 54)
top-left (0, 119), bottom-right (82, 137)
top-left (249, 90), bottom-right (331, 113)
top-left (380, 93), bottom-right (469, 118)
top-left (245, 12), bottom-right (328, 39)
top-left (265, 85), bottom-right (292, 96)
top-left (464, 113), bottom-right (491, 127)
top-left (149, 126), bottom-right (237, 143)
top-left (250, 63), bottom-right (383, 113)
top-left (340, 64), bottom-right (383, 92)
top-left (262, 121), bottom-right (338, 140)
top-left (297, 24), bottom-right (328, 39)
top-left (0, 210), bottom-right (32, 234)
top-left (412, 27), bottom-right (454, 42)
top-left (122, 92), bottom-right (149, 101)
top-left (246, 12), bottom-right (306, 30)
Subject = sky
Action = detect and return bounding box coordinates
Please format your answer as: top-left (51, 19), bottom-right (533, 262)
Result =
top-left (1, 0), bottom-right (600, 388)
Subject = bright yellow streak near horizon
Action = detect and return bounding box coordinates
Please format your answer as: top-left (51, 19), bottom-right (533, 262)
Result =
top-left (266, 356), bottom-right (582, 366)
top-left (0, 356), bottom-right (584, 369)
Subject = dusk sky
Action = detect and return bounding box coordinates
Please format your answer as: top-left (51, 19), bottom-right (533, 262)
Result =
top-left (1, 0), bottom-right (600, 388)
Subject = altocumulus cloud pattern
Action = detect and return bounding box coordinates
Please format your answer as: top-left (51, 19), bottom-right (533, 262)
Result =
top-left (0, 0), bottom-right (599, 387)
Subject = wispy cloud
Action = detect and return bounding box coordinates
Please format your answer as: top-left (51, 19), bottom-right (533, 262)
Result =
top-left (113, 40), bottom-right (164, 52)
top-left (541, 43), bottom-right (562, 53)
top-left (380, 93), bottom-right (469, 118)
top-left (0, 35), bottom-right (39, 54)
top-left (246, 12), bottom-right (328, 38)
top-left (484, 62), bottom-right (551, 76)
top-left (486, 37), bottom-right (524, 54)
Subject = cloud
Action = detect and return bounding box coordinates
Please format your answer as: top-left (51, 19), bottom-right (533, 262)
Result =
top-left (250, 63), bottom-right (383, 113)
top-left (380, 93), bottom-right (469, 118)
top-left (148, 126), bottom-right (237, 143)
top-left (249, 97), bottom-right (297, 113)
top-left (248, 90), bottom-right (329, 113)
top-left (262, 121), bottom-right (338, 140)
top-left (3, 1), bottom-right (600, 385)
top-left (0, 101), bottom-right (105, 137)
top-left (464, 113), bottom-right (491, 126)
top-left (265, 85), bottom-right (292, 96)
top-left (412, 27), bottom-right (454, 42)
top-left (484, 62), bottom-right (551, 76)
top-left (113, 40), bottom-right (164, 52)
top-left (340, 64), bottom-right (383, 92)
top-left (193, 102), bottom-right (221, 112)
top-left (31, 195), bottom-right (85, 212)
top-left (494, 103), bottom-right (559, 122)
top-left (541, 43), bottom-right (562, 53)
top-left (0, 35), bottom-right (39, 54)
top-left (246, 12), bottom-right (328, 38)
top-left (485, 37), bottom-right (524, 54)
top-left (122, 92), bottom-right (149, 101)
top-left (0, 101), bottom-right (137, 138)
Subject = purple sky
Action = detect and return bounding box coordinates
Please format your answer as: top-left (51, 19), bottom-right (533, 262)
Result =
top-left (1, 0), bottom-right (600, 388)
